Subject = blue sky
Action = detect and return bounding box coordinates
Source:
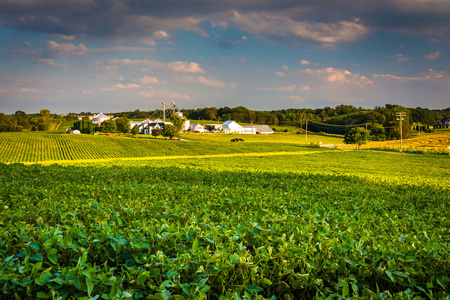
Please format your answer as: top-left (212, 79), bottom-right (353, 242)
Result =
top-left (0, 0), bottom-right (449, 114)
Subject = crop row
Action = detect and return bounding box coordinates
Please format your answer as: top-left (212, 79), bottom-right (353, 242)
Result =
top-left (0, 132), bottom-right (317, 164)
top-left (0, 160), bottom-right (448, 299)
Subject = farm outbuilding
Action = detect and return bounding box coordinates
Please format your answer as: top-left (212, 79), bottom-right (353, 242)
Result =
top-left (222, 121), bottom-right (245, 133)
top-left (91, 113), bottom-right (112, 125)
top-left (190, 123), bottom-right (205, 133)
top-left (244, 125), bottom-right (274, 134)
top-left (204, 124), bottom-right (222, 132)
top-left (436, 118), bottom-right (450, 126)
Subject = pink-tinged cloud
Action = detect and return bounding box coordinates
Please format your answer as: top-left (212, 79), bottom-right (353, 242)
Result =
top-left (285, 95), bottom-right (305, 102)
top-left (37, 58), bottom-right (70, 69)
top-left (373, 69), bottom-right (447, 83)
top-left (47, 41), bottom-right (155, 57)
top-left (108, 59), bottom-right (205, 73)
top-left (138, 76), bottom-right (167, 85)
top-left (424, 51), bottom-right (442, 60)
top-left (178, 76), bottom-right (234, 88)
top-left (217, 11), bottom-right (369, 44)
top-left (59, 34), bottom-right (76, 41)
top-left (139, 87), bottom-right (190, 99)
top-left (257, 85), bottom-right (296, 91)
top-left (47, 41), bottom-right (88, 57)
top-left (115, 83), bottom-right (141, 89)
top-left (397, 57), bottom-right (412, 62)
top-left (275, 71), bottom-right (285, 77)
top-left (295, 67), bottom-right (373, 87)
top-left (24, 41), bottom-right (32, 48)
top-left (388, 53), bottom-right (412, 62)
top-left (282, 65), bottom-right (289, 71)
top-left (300, 60), bottom-right (310, 65)
top-left (256, 84), bottom-right (310, 92)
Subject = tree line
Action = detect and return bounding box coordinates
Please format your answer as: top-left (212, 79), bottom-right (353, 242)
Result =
top-left (1, 105), bottom-right (449, 140)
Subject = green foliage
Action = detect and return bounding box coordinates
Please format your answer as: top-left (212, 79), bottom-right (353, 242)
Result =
top-left (115, 117), bottom-right (131, 133)
top-left (131, 125), bottom-right (139, 136)
top-left (344, 127), bottom-right (371, 149)
top-left (73, 119), bottom-right (94, 134)
top-left (101, 119), bottom-right (117, 133)
top-left (170, 114), bottom-right (183, 132)
top-left (0, 151), bottom-right (448, 299)
top-left (162, 124), bottom-right (180, 139)
top-left (151, 128), bottom-right (162, 138)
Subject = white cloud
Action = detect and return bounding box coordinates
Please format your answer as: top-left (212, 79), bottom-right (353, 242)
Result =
top-left (216, 11), bottom-right (369, 44)
top-left (137, 76), bottom-right (167, 85)
top-left (138, 37), bottom-right (157, 46)
top-left (424, 51), bottom-right (442, 60)
top-left (300, 60), bottom-right (310, 65)
top-left (37, 58), bottom-right (70, 69)
top-left (177, 76), bottom-right (235, 88)
top-left (59, 34), bottom-right (75, 41)
top-left (373, 69), bottom-right (447, 83)
top-left (238, 57), bottom-right (247, 64)
top-left (47, 41), bottom-right (155, 57)
top-left (114, 83), bottom-right (141, 89)
top-left (139, 86), bottom-right (190, 99)
top-left (108, 59), bottom-right (205, 73)
top-left (387, 53), bottom-right (412, 62)
top-left (293, 67), bottom-right (373, 87)
top-left (153, 31), bottom-right (170, 39)
top-left (285, 95), bottom-right (304, 102)
top-left (256, 84), bottom-right (310, 92)
top-left (47, 41), bottom-right (88, 57)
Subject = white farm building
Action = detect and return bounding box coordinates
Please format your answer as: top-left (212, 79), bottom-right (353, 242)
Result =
top-left (91, 113), bottom-right (112, 125)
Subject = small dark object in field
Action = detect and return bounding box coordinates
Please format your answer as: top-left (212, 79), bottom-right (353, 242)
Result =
top-left (239, 138), bottom-right (244, 141)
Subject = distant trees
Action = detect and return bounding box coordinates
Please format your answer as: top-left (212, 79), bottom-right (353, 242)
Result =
top-left (101, 119), bottom-right (117, 133)
top-left (73, 119), bottom-right (94, 134)
top-left (170, 114), bottom-right (183, 132)
top-left (161, 124), bottom-right (179, 139)
top-left (344, 127), bottom-right (371, 150)
top-left (39, 109), bottom-right (52, 131)
top-left (151, 128), bottom-right (162, 138)
top-left (116, 117), bottom-right (131, 133)
top-left (131, 125), bottom-right (139, 135)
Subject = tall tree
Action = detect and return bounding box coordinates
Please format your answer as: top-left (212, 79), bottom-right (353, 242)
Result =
top-left (344, 127), bottom-right (371, 150)
top-left (115, 117), bottom-right (130, 133)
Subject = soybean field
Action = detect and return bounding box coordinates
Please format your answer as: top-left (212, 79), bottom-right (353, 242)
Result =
top-left (0, 132), bottom-right (449, 299)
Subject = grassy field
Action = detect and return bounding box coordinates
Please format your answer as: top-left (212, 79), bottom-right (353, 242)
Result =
top-left (0, 131), bottom-right (449, 299)
top-left (361, 133), bottom-right (450, 153)
top-left (0, 131), bottom-right (340, 164)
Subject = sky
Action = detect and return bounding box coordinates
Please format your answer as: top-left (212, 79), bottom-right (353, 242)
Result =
top-left (0, 0), bottom-right (449, 114)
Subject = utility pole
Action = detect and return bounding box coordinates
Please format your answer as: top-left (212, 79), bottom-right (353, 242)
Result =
top-left (305, 119), bottom-right (308, 145)
top-left (396, 112), bottom-right (406, 153)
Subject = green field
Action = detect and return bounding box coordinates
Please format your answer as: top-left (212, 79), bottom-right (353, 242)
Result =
top-left (0, 132), bottom-right (449, 299)
top-left (0, 132), bottom-right (339, 164)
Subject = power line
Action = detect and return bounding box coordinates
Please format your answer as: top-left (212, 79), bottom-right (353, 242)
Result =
top-left (308, 120), bottom-right (366, 128)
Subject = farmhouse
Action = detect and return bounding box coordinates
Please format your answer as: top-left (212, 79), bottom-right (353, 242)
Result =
top-left (436, 118), bottom-right (450, 126)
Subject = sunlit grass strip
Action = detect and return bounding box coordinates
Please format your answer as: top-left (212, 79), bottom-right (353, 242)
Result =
top-left (361, 133), bottom-right (450, 152)
top-left (20, 150), bottom-right (324, 166)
